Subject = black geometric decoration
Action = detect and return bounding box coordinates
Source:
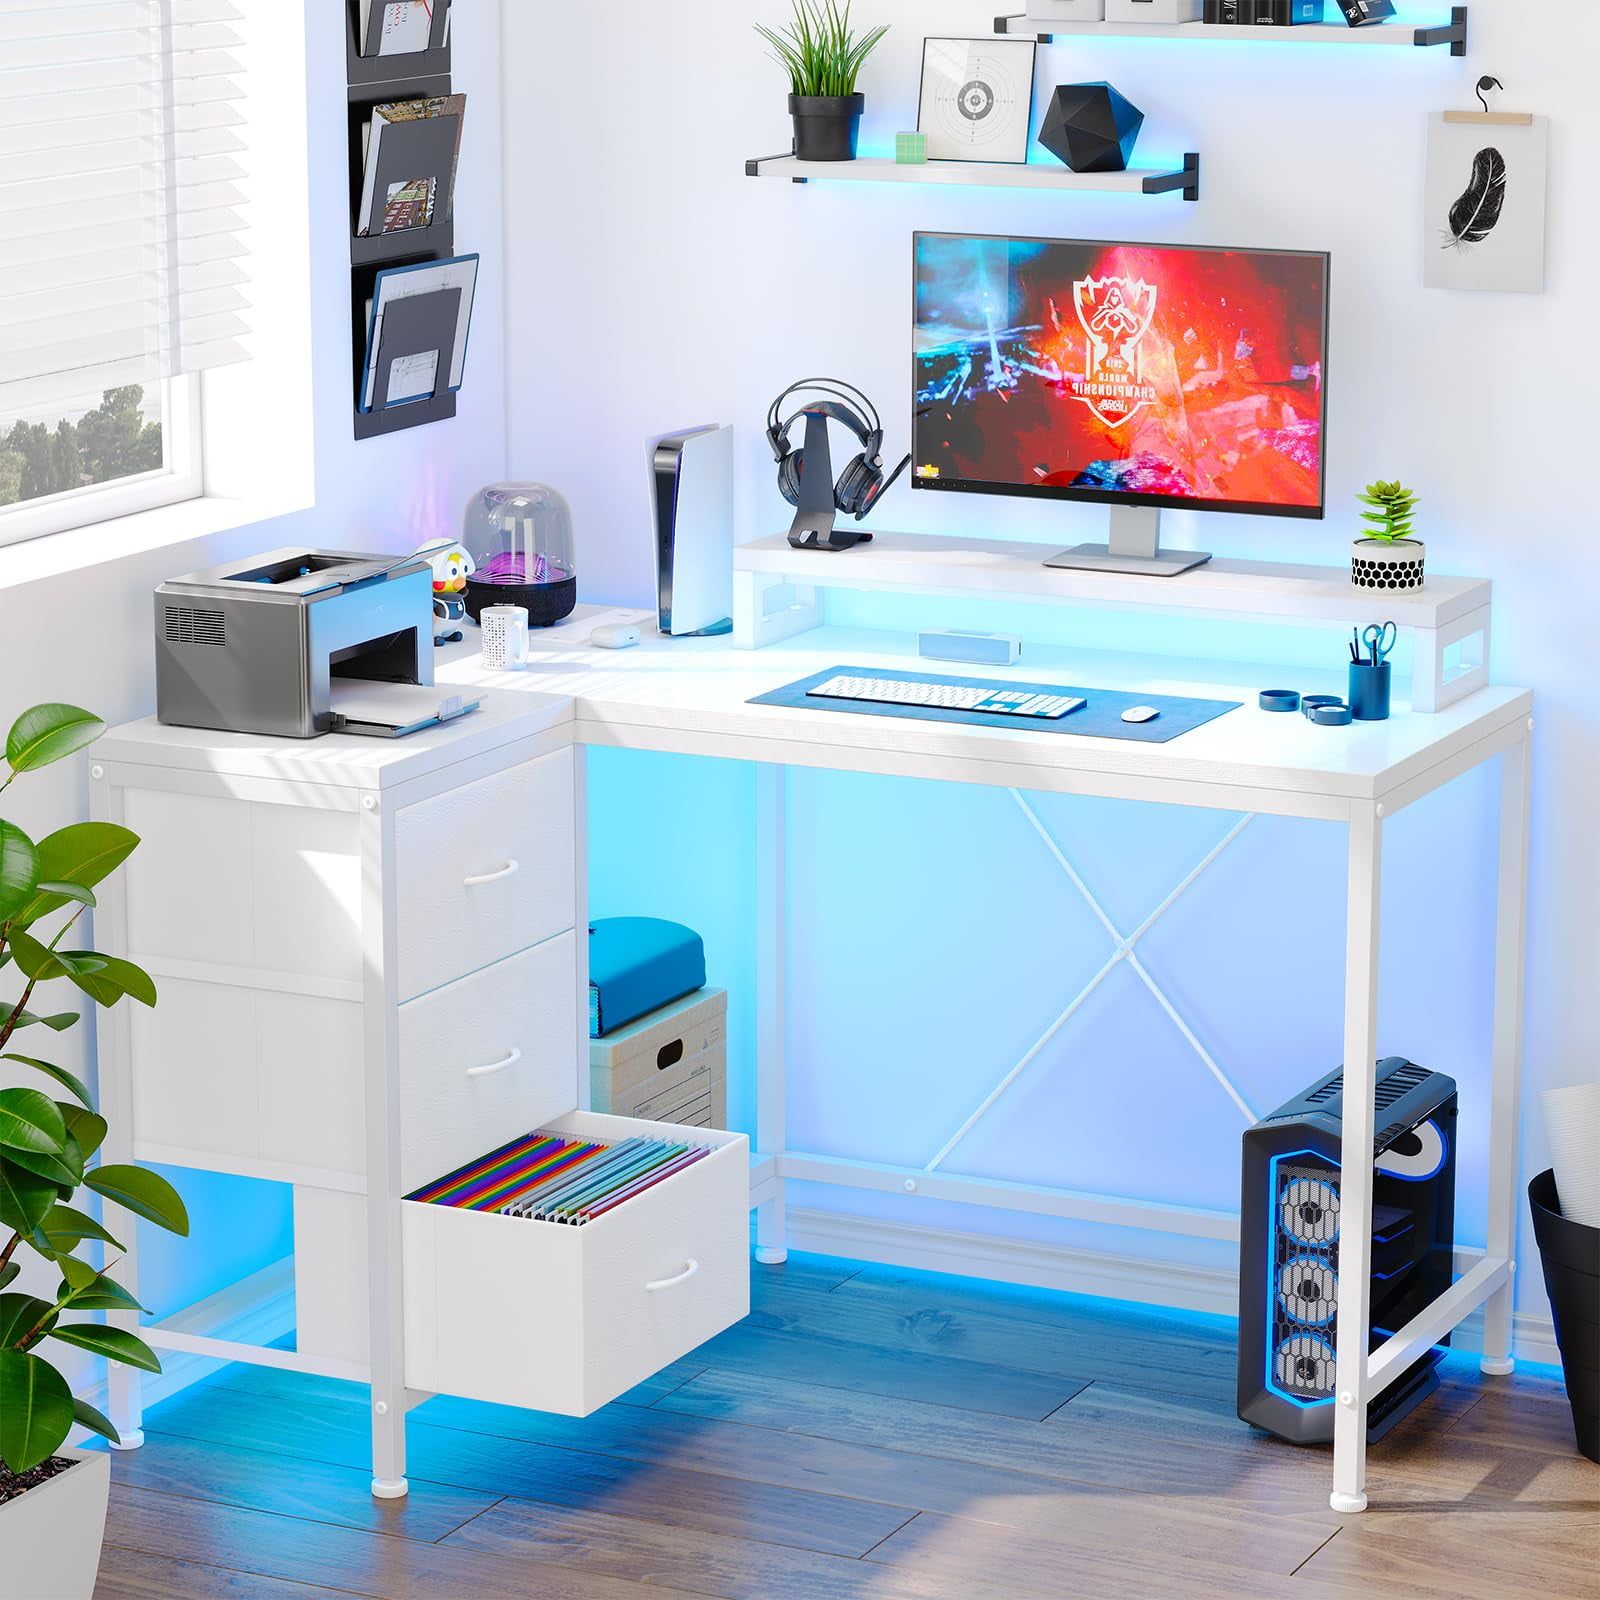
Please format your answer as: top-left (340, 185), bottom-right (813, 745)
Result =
top-left (1038, 82), bottom-right (1145, 174)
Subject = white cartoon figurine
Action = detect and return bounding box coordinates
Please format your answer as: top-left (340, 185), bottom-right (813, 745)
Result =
top-left (419, 540), bottom-right (476, 645)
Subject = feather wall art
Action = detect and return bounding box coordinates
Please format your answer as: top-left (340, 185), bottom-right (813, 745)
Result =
top-left (1424, 112), bottom-right (1548, 293)
top-left (1445, 148), bottom-right (1507, 250)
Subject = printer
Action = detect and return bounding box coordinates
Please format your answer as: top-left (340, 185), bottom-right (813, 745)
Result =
top-left (155, 547), bottom-right (477, 739)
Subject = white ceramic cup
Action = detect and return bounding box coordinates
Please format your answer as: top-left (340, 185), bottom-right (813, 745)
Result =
top-left (480, 604), bottom-right (531, 672)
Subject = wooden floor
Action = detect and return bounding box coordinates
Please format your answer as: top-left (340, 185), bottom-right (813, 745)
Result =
top-left (94, 1255), bottom-right (1598, 1600)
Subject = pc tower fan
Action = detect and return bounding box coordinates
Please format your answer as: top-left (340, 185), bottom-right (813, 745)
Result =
top-left (1238, 1058), bottom-right (1457, 1445)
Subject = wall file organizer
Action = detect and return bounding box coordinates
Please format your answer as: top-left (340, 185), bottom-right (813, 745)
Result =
top-left (347, 0), bottom-right (458, 438)
top-left (366, 285), bottom-right (461, 413)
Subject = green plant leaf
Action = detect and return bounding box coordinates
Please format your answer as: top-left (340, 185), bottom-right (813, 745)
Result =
top-left (0, 1262), bottom-right (17, 1291)
top-left (59, 954), bottom-right (156, 1010)
top-left (0, 1292), bottom-right (54, 1349)
top-left (0, 1054), bottom-right (93, 1110)
top-left (0, 1087), bottom-right (68, 1155)
top-left (2, 1139), bottom-right (82, 1190)
top-left (15, 823), bottom-right (139, 926)
top-left (37, 1203), bottom-right (123, 1254)
top-left (0, 819), bottom-right (39, 922)
top-left (5, 704), bottom-right (105, 775)
top-left (61, 1105), bottom-right (107, 1162)
top-left (48, 1322), bottom-right (161, 1373)
top-left (85, 1164), bottom-right (188, 1234)
top-left (0, 1348), bottom-right (74, 1472)
top-left (4, 930), bottom-right (75, 984)
top-left (71, 1394), bottom-right (120, 1447)
top-left (2, 1011), bottom-right (79, 1035)
top-left (32, 881), bottom-right (96, 910)
top-left (54, 1259), bottom-right (143, 1315)
top-left (0, 1155), bottom-right (58, 1235)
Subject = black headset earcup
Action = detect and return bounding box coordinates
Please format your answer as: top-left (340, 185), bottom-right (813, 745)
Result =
top-left (835, 454), bottom-right (883, 517)
top-left (777, 449), bottom-right (805, 508)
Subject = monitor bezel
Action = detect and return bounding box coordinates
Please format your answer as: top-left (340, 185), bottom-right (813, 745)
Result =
top-left (911, 230), bottom-right (1332, 523)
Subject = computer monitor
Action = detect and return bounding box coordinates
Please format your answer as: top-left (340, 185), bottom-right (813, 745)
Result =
top-left (913, 232), bottom-right (1331, 576)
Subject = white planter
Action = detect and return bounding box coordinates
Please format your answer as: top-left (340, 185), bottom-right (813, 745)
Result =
top-left (0, 1448), bottom-right (110, 1600)
top-left (1351, 537), bottom-right (1426, 592)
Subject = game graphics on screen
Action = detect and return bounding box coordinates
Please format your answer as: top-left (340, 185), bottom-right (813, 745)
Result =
top-left (914, 235), bottom-right (1328, 512)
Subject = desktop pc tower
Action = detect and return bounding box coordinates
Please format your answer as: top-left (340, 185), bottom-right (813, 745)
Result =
top-left (1237, 1058), bottom-right (1458, 1445)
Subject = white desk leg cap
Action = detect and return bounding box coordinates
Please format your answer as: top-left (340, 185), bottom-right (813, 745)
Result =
top-left (754, 1245), bottom-right (788, 1265)
top-left (371, 1477), bottom-right (409, 1500)
top-left (108, 1430), bottom-right (145, 1451)
top-left (1480, 1355), bottom-right (1516, 1376)
top-left (1329, 1490), bottom-right (1368, 1515)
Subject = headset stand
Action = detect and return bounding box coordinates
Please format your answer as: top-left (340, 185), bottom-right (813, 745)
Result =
top-left (787, 410), bottom-right (872, 551)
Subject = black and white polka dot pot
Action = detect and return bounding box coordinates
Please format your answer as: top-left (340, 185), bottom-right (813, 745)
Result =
top-left (1351, 538), bottom-right (1425, 592)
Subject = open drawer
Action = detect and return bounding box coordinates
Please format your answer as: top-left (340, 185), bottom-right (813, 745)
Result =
top-left (401, 1110), bottom-right (749, 1416)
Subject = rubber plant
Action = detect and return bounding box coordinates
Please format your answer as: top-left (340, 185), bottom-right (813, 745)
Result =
top-left (0, 703), bottom-right (187, 1479)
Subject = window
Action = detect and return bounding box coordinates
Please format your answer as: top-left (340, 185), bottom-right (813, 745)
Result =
top-left (0, 1), bottom-right (249, 549)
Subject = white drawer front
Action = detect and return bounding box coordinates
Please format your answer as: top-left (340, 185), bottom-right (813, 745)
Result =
top-left (393, 749), bottom-right (576, 1002)
top-left (398, 934), bottom-right (581, 1194)
top-left (402, 1110), bottom-right (749, 1416)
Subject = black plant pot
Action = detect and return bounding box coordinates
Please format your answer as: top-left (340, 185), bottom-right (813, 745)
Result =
top-left (789, 93), bottom-right (863, 162)
top-left (1528, 1169), bottom-right (1599, 1464)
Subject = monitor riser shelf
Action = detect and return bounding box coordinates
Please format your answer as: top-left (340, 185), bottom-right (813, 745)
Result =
top-left (995, 7), bottom-right (1468, 53)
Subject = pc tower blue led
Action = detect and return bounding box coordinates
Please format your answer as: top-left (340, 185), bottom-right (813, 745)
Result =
top-left (1237, 1059), bottom-right (1458, 1445)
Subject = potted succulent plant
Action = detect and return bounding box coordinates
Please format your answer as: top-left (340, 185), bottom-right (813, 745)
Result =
top-left (0, 703), bottom-right (186, 1600)
top-left (757, 0), bottom-right (889, 163)
top-left (1352, 479), bottom-right (1426, 591)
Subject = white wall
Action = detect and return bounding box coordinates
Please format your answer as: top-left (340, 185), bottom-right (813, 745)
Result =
top-left (507, 0), bottom-right (1599, 1330)
top-left (0, 0), bottom-right (509, 1330)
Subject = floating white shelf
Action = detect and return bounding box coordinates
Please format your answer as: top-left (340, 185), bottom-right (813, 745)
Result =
top-left (732, 531), bottom-right (1493, 711)
top-left (745, 151), bottom-right (1200, 201)
top-left (995, 7), bottom-right (1467, 52)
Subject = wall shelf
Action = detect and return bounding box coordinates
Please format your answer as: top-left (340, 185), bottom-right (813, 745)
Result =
top-left (745, 151), bottom-right (1200, 201)
top-left (995, 6), bottom-right (1468, 54)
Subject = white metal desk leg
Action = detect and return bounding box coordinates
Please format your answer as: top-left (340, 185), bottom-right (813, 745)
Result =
top-left (1481, 728), bottom-right (1532, 1376)
top-left (1331, 801), bottom-right (1383, 1515)
top-left (754, 763), bottom-right (789, 1265)
top-left (361, 792), bottom-right (408, 1499)
top-left (92, 764), bottom-right (144, 1450)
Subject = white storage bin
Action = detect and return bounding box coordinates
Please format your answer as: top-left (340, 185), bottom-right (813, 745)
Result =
top-left (393, 748), bottom-right (576, 1001)
top-left (402, 1109), bottom-right (749, 1416)
top-left (398, 932), bottom-right (580, 1193)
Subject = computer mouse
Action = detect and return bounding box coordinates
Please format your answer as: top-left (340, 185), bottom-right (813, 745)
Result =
top-left (1121, 705), bottom-right (1161, 724)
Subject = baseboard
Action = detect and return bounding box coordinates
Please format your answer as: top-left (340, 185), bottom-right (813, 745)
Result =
top-left (786, 1206), bottom-right (1563, 1368)
top-left (70, 1256), bottom-right (297, 1443)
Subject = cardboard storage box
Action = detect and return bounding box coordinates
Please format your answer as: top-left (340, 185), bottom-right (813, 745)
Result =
top-left (590, 987), bottom-right (726, 1128)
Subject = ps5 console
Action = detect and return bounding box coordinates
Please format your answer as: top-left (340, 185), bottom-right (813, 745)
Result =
top-left (648, 424), bottom-right (734, 637)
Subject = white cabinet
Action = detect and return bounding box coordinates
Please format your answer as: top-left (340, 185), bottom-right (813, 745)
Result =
top-left (92, 699), bottom-right (749, 1497)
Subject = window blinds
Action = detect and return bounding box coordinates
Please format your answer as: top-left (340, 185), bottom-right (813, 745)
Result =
top-left (0, 0), bottom-right (249, 414)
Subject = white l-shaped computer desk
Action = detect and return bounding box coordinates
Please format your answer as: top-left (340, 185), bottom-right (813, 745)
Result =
top-left (95, 605), bottom-right (1532, 1516)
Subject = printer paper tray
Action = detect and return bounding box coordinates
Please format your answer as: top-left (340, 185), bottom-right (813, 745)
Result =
top-left (328, 681), bottom-right (480, 738)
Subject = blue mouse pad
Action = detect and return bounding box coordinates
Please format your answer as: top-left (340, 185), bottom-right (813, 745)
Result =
top-left (750, 666), bottom-right (1241, 743)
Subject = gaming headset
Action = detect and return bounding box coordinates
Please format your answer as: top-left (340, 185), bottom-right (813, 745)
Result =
top-left (765, 378), bottom-right (911, 526)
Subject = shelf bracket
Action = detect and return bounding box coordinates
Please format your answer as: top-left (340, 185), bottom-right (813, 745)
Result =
top-left (1142, 152), bottom-right (1201, 203)
top-left (1415, 5), bottom-right (1468, 55)
top-left (995, 12), bottom-right (1053, 42)
top-left (746, 150), bottom-right (808, 184)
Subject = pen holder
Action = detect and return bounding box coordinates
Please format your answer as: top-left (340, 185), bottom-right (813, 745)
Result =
top-left (1348, 660), bottom-right (1392, 722)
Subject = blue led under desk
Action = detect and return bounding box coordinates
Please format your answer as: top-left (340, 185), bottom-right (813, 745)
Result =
top-left (750, 665), bottom-right (1241, 743)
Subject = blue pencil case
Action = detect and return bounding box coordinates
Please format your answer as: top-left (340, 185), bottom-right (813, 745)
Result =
top-left (589, 918), bottom-right (706, 1038)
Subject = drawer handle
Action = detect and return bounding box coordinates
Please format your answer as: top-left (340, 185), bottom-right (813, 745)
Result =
top-left (645, 1258), bottom-right (700, 1293)
top-left (466, 1047), bottom-right (522, 1079)
top-left (463, 859), bottom-right (520, 887)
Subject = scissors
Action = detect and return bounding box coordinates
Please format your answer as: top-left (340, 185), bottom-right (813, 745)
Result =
top-left (1361, 621), bottom-right (1398, 665)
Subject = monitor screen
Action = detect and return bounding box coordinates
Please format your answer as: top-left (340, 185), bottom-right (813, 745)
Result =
top-left (913, 233), bottom-right (1330, 519)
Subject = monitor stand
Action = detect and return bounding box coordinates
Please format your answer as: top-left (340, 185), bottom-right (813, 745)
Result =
top-left (1044, 507), bottom-right (1211, 578)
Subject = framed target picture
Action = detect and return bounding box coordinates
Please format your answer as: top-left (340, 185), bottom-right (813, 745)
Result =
top-left (918, 38), bottom-right (1037, 165)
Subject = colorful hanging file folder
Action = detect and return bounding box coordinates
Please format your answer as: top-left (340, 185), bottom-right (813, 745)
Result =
top-left (407, 1128), bottom-right (709, 1224)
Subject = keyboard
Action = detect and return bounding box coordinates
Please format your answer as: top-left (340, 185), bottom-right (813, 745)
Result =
top-left (807, 674), bottom-right (1086, 721)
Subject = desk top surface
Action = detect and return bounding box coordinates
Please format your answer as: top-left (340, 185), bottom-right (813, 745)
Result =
top-left (102, 606), bottom-right (1531, 809)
